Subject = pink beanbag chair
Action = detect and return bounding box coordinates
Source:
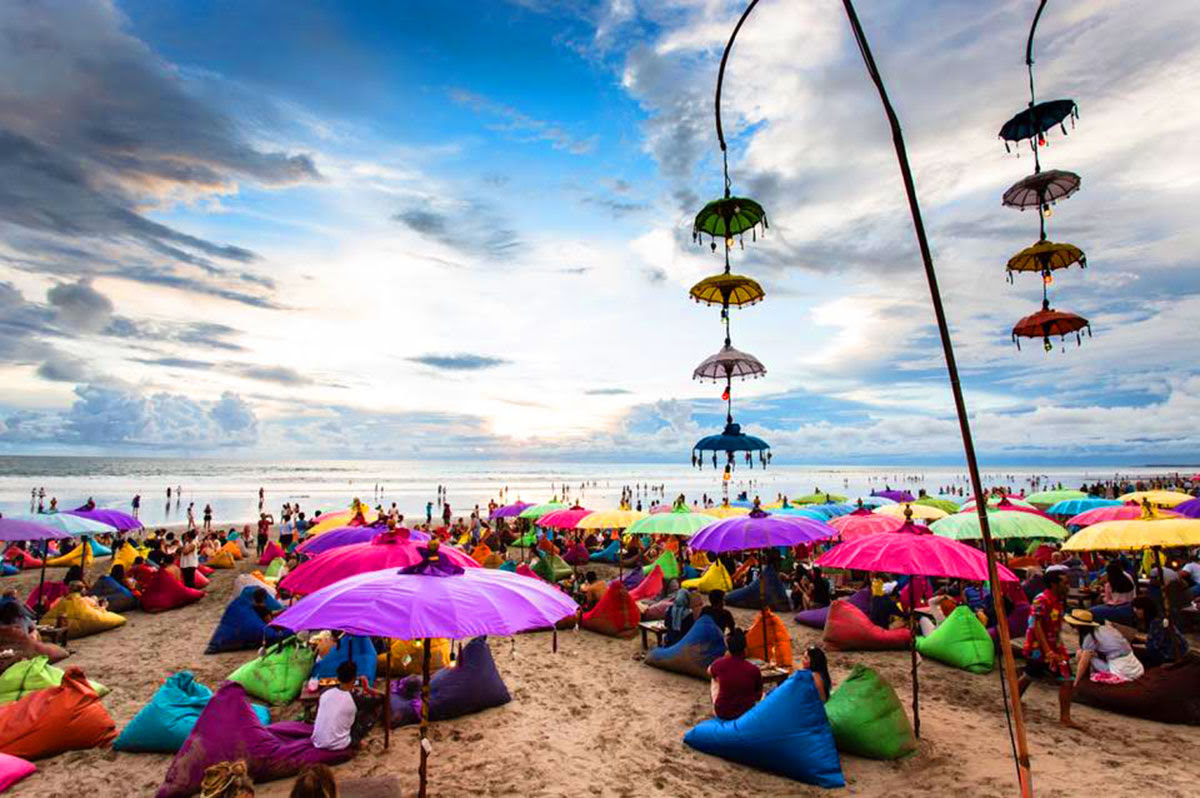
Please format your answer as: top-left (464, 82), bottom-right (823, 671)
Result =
top-left (515, 563), bottom-right (542, 581)
top-left (4, 548), bottom-right (42, 570)
top-left (823, 600), bottom-right (912, 651)
top-left (258, 542), bottom-right (286, 567)
top-left (140, 569), bottom-right (205, 614)
top-left (0, 753), bottom-right (34, 791)
top-left (581, 582), bottom-right (640, 639)
top-left (628, 565), bottom-right (665, 602)
top-left (156, 682), bottom-right (353, 798)
top-left (24, 582), bottom-right (68, 611)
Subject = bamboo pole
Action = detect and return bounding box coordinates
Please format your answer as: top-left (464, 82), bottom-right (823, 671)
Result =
top-left (418, 635), bottom-right (432, 798)
top-left (383, 640), bottom-right (391, 749)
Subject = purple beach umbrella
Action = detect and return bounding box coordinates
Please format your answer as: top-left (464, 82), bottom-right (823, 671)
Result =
top-left (873, 489), bottom-right (916, 503)
top-left (489, 502), bottom-right (532, 520)
top-left (687, 508), bottom-right (837, 553)
top-left (1172, 498), bottom-right (1200, 519)
top-left (0, 518), bottom-right (77, 618)
top-left (66, 508), bottom-right (143, 531)
top-left (296, 525), bottom-right (429, 556)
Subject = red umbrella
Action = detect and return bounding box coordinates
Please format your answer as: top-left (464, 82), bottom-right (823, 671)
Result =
top-left (1012, 299), bottom-right (1090, 351)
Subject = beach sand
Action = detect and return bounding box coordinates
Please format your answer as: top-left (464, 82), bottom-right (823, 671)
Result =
top-left (6, 558), bottom-right (1197, 797)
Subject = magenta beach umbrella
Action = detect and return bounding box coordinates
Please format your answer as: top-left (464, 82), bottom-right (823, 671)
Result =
top-left (295, 526), bottom-right (428, 557)
top-left (687, 508), bottom-right (836, 553)
top-left (280, 531), bottom-right (478, 596)
top-left (66, 508), bottom-right (142, 531)
top-left (489, 502), bottom-right (532, 520)
top-left (0, 518), bottom-right (75, 617)
top-left (272, 543), bottom-right (577, 798)
top-left (536, 507), bottom-right (593, 530)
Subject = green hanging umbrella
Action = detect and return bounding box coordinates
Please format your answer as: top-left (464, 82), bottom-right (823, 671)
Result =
top-left (625, 507), bottom-right (717, 538)
top-left (518, 502), bottom-right (565, 521)
top-left (1023, 489), bottom-right (1087, 508)
top-left (692, 196), bottom-right (768, 251)
top-left (913, 497), bottom-right (961, 514)
top-left (930, 511), bottom-right (1066, 541)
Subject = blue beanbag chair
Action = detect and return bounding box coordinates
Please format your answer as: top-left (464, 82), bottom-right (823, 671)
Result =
top-left (590, 540), bottom-right (620, 563)
top-left (388, 636), bottom-right (510, 727)
top-left (498, 559), bottom-right (517, 573)
top-left (311, 635), bottom-right (377, 684)
top-left (681, 564), bottom-right (701, 580)
top-left (205, 596), bottom-right (286, 654)
top-left (237, 586), bottom-right (283, 613)
top-left (114, 671), bottom-right (270, 753)
top-left (0, 563), bottom-right (17, 577)
top-left (91, 575), bottom-right (138, 613)
top-left (646, 615), bottom-right (727, 679)
top-left (727, 565), bottom-right (791, 611)
top-left (88, 539), bottom-right (112, 557)
top-left (684, 670), bottom-right (845, 788)
top-left (621, 568), bottom-right (644, 590)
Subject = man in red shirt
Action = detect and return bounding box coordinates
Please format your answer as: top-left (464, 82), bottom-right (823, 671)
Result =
top-left (707, 629), bottom-right (763, 720)
top-left (1018, 571), bottom-right (1080, 728)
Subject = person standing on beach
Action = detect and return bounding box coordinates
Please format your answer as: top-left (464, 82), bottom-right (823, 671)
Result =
top-left (258, 487), bottom-right (265, 511)
top-left (186, 503), bottom-right (196, 531)
top-left (256, 513), bottom-right (272, 557)
top-left (179, 531), bottom-right (199, 588)
top-left (131, 493), bottom-right (140, 519)
top-left (426, 500), bottom-right (433, 525)
top-left (203, 503), bottom-right (213, 533)
top-left (1018, 571), bottom-right (1081, 729)
top-left (442, 502), bottom-right (451, 528)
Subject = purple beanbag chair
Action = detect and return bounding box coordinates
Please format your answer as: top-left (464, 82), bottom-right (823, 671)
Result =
top-left (794, 588), bottom-right (869, 629)
top-left (620, 568), bottom-right (644, 590)
top-left (388, 637), bottom-right (510, 727)
top-left (156, 682), bottom-right (352, 798)
top-left (989, 602), bottom-right (1031, 643)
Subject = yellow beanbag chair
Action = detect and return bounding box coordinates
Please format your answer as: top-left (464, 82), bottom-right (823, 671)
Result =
top-left (46, 543), bottom-right (94, 568)
top-left (42, 593), bottom-right (127, 639)
top-left (377, 638), bottom-right (451, 677)
top-left (207, 550), bottom-right (236, 569)
top-left (112, 542), bottom-right (140, 570)
top-left (681, 561), bottom-right (733, 594)
top-left (219, 541), bottom-right (244, 560)
top-left (690, 550), bottom-right (711, 569)
top-left (745, 608), bottom-right (793, 669)
top-left (482, 552), bottom-right (504, 569)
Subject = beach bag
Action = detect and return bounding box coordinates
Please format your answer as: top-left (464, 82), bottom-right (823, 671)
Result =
top-left (684, 671), bottom-right (844, 788)
top-left (227, 637), bottom-right (315, 705)
top-left (0, 667), bottom-right (117, 760)
top-left (824, 665), bottom-right (916, 759)
top-left (916, 606), bottom-right (995, 674)
top-left (114, 671), bottom-right (271, 753)
top-left (0, 656), bottom-right (108, 704)
top-left (645, 615), bottom-right (726, 679)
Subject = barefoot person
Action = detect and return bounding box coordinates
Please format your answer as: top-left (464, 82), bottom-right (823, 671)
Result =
top-left (1018, 571), bottom-right (1081, 728)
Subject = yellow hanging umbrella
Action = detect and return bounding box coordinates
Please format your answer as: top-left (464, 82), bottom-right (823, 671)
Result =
top-left (705, 504), bottom-right (751, 519)
top-left (574, 509), bottom-right (647, 530)
top-left (874, 502), bottom-right (949, 521)
top-left (1005, 239), bottom-right (1085, 281)
top-left (1062, 518), bottom-right (1200, 551)
top-left (689, 273), bottom-right (765, 307)
top-left (1115, 490), bottom-right (1192, 508)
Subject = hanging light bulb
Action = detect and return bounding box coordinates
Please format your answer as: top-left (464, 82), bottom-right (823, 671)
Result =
top-left (1043, 271), bottom-right (1054, 286)
top-left (725, 236), bottom-right (734, 250)
top-left (1038, 134), bottom-right (1046, 146)
top-left (1042, 203), bottom-right (1053, 218)
top-left (1043, 337), bottom-right (1053, 353)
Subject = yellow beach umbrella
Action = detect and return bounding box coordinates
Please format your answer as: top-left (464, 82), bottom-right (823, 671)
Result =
top-left (575, 510), bottom-right (647, 530)
top-left (1062, 518), bottom-right (1200, 551)
top-left (1115, 490), bottom-right (1192, 508)
top-left (308, 508), bottom-right (379, 537)
top-left (705, 505), bottom-right (751, 519)
top-left (874, 502), bottom-right (949, 521)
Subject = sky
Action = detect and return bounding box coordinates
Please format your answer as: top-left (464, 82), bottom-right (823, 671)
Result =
top-left (1, 0), bottom-right (1198, 466)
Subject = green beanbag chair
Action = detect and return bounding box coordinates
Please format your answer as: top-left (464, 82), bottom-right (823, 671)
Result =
top-left (0, 656), bottom-right (109, 704)
top-left (227, 636), bottom-right (315, 705)
top-left (824, 665), bottom-right (916, 760)
top-left (531, 553), bottom-right (572, 582)
top-left (642, 550), bottom-right (678, 580)
top-left (265, 557), bottom-right (287, 580)
top-left (513, 533), bottom-right (536, 547)
top-left (114, 671), bottom-right (269, 753)
top-left (915, 605), bottom-right (995, 674)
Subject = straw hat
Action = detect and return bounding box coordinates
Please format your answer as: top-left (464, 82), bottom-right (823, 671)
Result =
top-left (1063, 609), bottom-right (1100, 627)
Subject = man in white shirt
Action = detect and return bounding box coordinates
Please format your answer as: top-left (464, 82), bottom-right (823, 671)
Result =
top-left (311, 661), bottom-right (360, 751)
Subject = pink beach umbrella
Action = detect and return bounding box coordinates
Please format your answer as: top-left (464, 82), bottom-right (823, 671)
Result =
top-left (1067, 503), bottom-right (1178, 527)
top-left (829, 511), bottom-right (906, 540)
top-left (537, 508), bottom-right (593, 530)
top-left (280, 532), bottom-right (478, 596)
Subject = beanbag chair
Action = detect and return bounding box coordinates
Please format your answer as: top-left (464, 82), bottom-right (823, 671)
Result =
top-left (471, 544), bottom-right (494, 566)
top-left (795, 587), bottom-right (870, 629)
top-left (0, 753), bottom-right (34, 791)
top-left (234, 585), bottom-right (283, 611)
top-left (258, 541), bottom-right (286, 567)
top-left (378, 638), bottom-right (452, 678)
top-left (513, 532), bottom-right (536, 547)
top-left (745, 609), bottom-right (793, 669)
top-left (825, 665), bottom-right (916, 759)
top-left (90, 575), bottom-right (138, 613)
top-left (989, 601), bottom-right (1032, 643)
top-left (232, 573), bottom-right (276, 600)
top-left (4, 547), bottom-right (41, 570)
top-left (0, 564), bottom-right (15, 577)
top-left (822, 600), bottom-right (911, 651)
top-left (580, 581), bottom-right (640, 638)
top-left (311, 635), bottom-right (377, 684)
top-left (684, 670), bottom-right (845, 788)
top-left (498, 559), bottom-right (517, 573)
top-left (681, 561), bottom-right (733, 594)
top-left (206, 595), bottom-right (286, 654)
top-left (88, 539), bottom-right (112, 557)
top-left (643, 550), bottom-right (679, 580)
top-left (646, 615), bottom-right (727, 678)
top-left (620, 568), bottom-right (644, 590)
top-left (388, 637), bottom-right (510, 727)
top-left (227, 636), bottom-right (315, 705)
top-left (482, 552), bottom-right (505, 569)
top-left (562, 542), bottom-right (591, 567)
top-left (690, 550), bottom-right (711, 569)
top-left (115, 672), bottom-right (270, 753)
top-left (0, 626), bottom-right (67, 666)
top-left (192, 569), bottom-right (210, 589)
top-left (110, 542), bottom-right (139, 570)
top-left (641, 598), bottom-right (673, 622)
top-left (156, 681), bottom-right (352, 798)
top-left (0, 667), bottom-right (117, 760)
top-left (44, 543), bottom-right (94, 568)
top-left (628, 565), bottom-right (665, 602)
top-left (264, 557), bottom-right (287, 580)
top-left (727, 565), bottom-right (790, 611)
top-left (41, 593), bottom-right (127, 638)
top-left (1073, 658), bottom-right (1200, 725)
top-left (218, 540), bottom-right (244, 560)
top-left (0, 656), bottom-right (108, 703)
top-left (531, 553), bottom-right (572, 582)
top-left (590, 540), bottom-right (620, 563)
top-left (140, 568), bottom-right (204, 614)
top-left (916, 605), bottom-right (995, 674)
top-left (206, 550), bottom-right (235, 569)
top-left (24, 581), bottom-right (68, 612)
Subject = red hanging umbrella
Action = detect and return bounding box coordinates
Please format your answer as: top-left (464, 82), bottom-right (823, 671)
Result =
top-left (1012, 299), bottom-right (1090, 351)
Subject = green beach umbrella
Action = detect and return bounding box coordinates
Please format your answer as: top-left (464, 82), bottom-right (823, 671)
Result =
top-left (518, 502), bottom-right (565, 521)
top-left (930, 511), bottom-right (1066, 541)
top-left (913, 497), bottom-right (960, 514)
top-left (793, 491), bottom-right (847, 505)
top-left (1024, 489), bottom-right (1087, 508)
top-left (625, 507), bottom-right (717, 538)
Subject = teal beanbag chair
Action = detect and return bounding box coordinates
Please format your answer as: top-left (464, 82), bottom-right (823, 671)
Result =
top-left (684, 670), bottom-right (845, 788)
top-left (227, 636), bottom-right (315, 705)
top-left (915, 605), bottom-right (995, 674)
top-left (645, 615), bottom-right (727, 679)
top-left (589, 540), bottom-right (619, 563)
top-left (114, 671), bottom-right (270, 752)
top-left (824, 665), bottom-right (916, 759)
top-left (498, 560), bottom-right (517, 573)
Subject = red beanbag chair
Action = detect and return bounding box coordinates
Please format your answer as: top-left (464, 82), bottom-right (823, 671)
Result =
top-left (3, 547), bottom-right (41, 570)
top-left (140, 569), bottom-right (205, 614)
top-left (628, 565), bottom-right (665, 602)
top-left (192, 570), bottom-right (210, 589)
top-left (0, 752), bottom-right (34, 791)
top-left (0, 668), bottom-right (117, 759)
top-left (156, 682), bottom-right (353, 798)
top-left (199, 565), bottom-right (214, 576)
top-left (258, 541), bottom-right (286, 566)
top-left (823, 600), bottom-right (911, 652)
top-left (515, 563), bottom-right (542, 581)
top-left (580, 581), bottom-right (640, 639)
top-left (24, 581), bottom-right (68, 612)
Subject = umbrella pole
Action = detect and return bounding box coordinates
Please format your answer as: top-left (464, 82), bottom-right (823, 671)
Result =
top-left (1153, 546), bottom-right (1181, 661)
top-left (383, 639), bottom-right (391, 749)
top-left (759, 547), bottom-right (770, 667)
top-left (35, 538), bottom-right (49, 619)
top-left (418, 636), bottom-right (432, 798)
top-left (909, 609), bottom-right (920, 738)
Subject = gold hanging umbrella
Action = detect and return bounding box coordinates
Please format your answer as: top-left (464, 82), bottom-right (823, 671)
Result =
top-left (689, 272), bottom-right (765, 308)
top-left (1006, 239), bottom-right (1086, 283)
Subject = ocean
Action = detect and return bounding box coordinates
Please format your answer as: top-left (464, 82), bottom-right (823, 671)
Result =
top-left (0, 456), bottom-right (1180, 528)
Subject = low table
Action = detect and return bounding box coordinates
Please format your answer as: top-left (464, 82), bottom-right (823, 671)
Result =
top-left (758, 664), bottom-right (791, 686)
top-left (36, 625), bottom-right (68, 647)
top-left (638, 620), bottom-right (667, 651)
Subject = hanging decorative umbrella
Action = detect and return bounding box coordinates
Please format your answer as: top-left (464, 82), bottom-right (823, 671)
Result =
top-left (875, 503), bottom-right (949, 521)
top-left (296, 526), bottom-right (428, 557)
top-left (872, 489), bottom-right (915, 503)
top-left (1001, 169), bottom-right (1080, 212)
top-left (1012, 300), bottom-right (1091, 352)
top-left (3, 512), bottom-right (113, 536)
top-left (998, 99), bottom-right (1079, 153)
top-left (1045, 497), bottom-right (1121, 517)
top-left (692, 422), bottom-right (770, 471)
top-left (518, 502), bottom-right (566, 521)
top-left (689, 272), bottom-right (765, 308)
top-left (66, 508), bottom-right (142, 531)
top-left (575, 509), bottom-right (647, 530)
top-left (271, 542), bottom-right (578, 798)
top-left (1006, 240), bottom-right (1086, 283)
top-left (537, 508), bottom-right (593, 530)
top-left (1066, 503), bottom-right (1176, 528)
top-left (931, 511), bottom-right (1066, 541)
top-left (692, 196), bottom-right (768, 251)
top-left (912, 496), bottom-right (960, 514)
top-left (279, 530), bottom-right (479, 596)
top-left (829, 511), bottom-right (908, 541)
top-left (625, 506), bottom-right (717, 538)
top-left (693, 341), bottom-right (766, 382)
top-left (489, 502), bottom-right (532, 520)
top-left (1023, 489), bottom-right (1088, 508)
top-left (1116, 490), bottom-right (1192, 507)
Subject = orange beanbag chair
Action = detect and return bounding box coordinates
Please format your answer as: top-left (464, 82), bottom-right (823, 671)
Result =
top-left (628, 565), bottom-right (665, 602)
top-left (471, 544), bottom-right (493, 565)
top-left (0, 668), bottom-right (116, 759)
top-left (140, 569), bottom-right (205, 614)
top-left (823, 600), bottom-right (911, 652)
top-left (746, 608), bottom-right (793, 668)
top-left (219, 541), bottom-right (244, 560)
top-left (580, 581), bottom-right (640, 639)
top-left (690, 550), bottom-right (711, 569)
top-left (206, 550), bottom-right (236, 569)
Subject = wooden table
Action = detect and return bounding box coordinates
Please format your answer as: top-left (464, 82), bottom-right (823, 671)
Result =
top-left (36, 625), bottom-right (68, 647)
top-left (638, 620), bottom-right (667, 651)
top-left (758, 664), bottom-right (791, 686)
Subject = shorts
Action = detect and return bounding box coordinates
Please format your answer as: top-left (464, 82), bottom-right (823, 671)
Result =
top-left (1024, 649), bottom-right (1071, 682)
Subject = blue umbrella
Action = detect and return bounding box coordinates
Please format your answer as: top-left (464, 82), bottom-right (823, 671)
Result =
top-left (1045, 498), bottom-right (1121, 517)
top-left (4, 512), bottom-right (114, 535)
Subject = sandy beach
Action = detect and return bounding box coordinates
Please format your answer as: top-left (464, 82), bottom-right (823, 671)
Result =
top-left (6, 551), bottom-right (1197, 798)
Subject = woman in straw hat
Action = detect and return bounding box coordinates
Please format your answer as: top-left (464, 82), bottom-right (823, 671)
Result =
top-left (1065, 609), bottom-right (1145, 684)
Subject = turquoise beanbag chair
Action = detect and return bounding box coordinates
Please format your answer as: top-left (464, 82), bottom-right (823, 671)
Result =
top-left (498, 560), bottom-right (517, 573)
top-left (311, 635), bottom-right (377, 684)
top-left (684, 671), bottom-right (845, 788)
top-left (646, 615), bottom-right (727, 679)
top-left (589, 540), bottom-right (620, 563)
top-left (114, 671), bottom-right (269, 753)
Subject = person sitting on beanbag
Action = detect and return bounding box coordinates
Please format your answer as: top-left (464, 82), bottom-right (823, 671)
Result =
top-left (803, 645), bottom-right (833, 702)
top-left (699, 590), bottom-right (736, 635)
top-left (311, 661), bottom-right (381, 752)
top-left (108, 564), bottom-right (142, 601)
top-left (580, 571), bottom-right (606, 610)
top-left (250, 588), bottom-right (277, 624)
top-left (707, 629), bottom-right (762, 721)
